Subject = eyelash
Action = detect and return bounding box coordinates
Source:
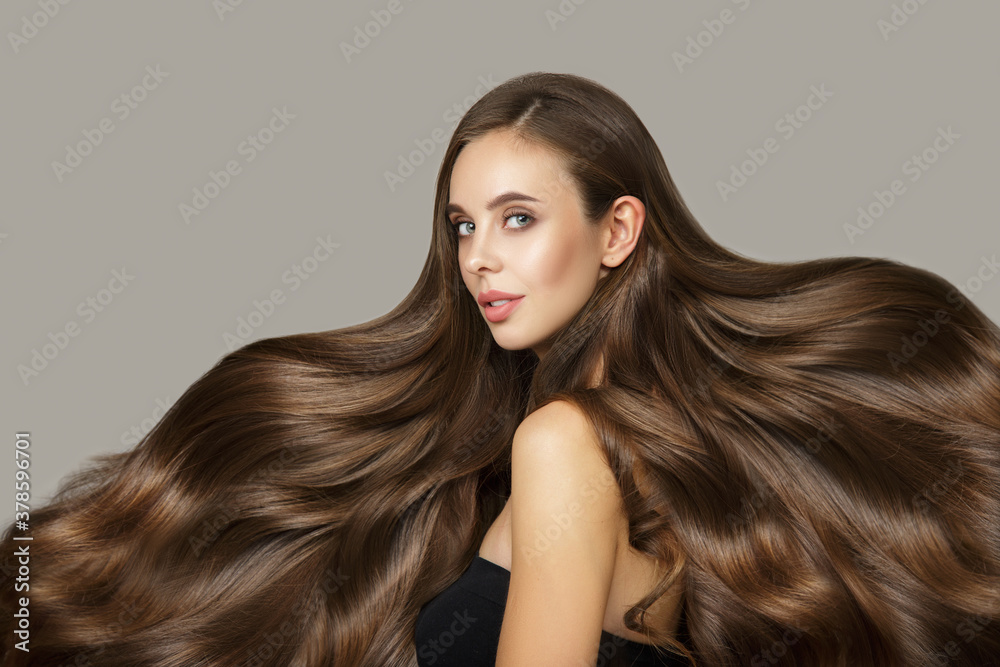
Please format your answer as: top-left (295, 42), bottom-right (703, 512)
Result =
top-left (450, 210), bottom-right (534, 238)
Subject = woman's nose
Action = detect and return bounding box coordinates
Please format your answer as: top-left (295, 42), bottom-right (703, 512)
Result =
top-left (463, 225), bottom-right (501, 273)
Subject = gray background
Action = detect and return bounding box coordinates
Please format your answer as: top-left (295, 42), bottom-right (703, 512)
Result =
top-left (3, 1), bottom-right (998, 527)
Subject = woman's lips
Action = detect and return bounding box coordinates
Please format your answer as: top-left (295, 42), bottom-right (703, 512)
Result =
top-left (484, 296), bottom-right (524, 323)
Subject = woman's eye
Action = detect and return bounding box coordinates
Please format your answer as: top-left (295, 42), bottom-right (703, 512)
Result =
top-left (452, 212), bottom-right (533, 238)
top-left (505, 212), bottom-right (533, 229)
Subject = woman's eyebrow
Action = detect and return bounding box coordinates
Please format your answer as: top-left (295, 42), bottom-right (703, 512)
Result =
top-left (446, 191), bottom-right (541, 217)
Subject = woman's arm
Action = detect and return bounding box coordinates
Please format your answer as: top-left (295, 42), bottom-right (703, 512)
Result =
top-left (496, 399), bottom-right (625, 666)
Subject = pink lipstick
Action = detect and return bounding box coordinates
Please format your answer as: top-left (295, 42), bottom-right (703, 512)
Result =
top-left (477, 289), bottom-right (525, 323)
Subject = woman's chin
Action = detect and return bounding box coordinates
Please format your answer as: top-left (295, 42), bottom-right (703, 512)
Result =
top-left (487, 332), bottom-right (535, 353)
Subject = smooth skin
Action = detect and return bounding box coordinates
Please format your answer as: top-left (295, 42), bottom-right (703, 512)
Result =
top-left (448, 131), bottom-right (683, 664)
top-left (503, 401), bottom-right (630, 665)
top-left (447, 129), bottom-right (644, 360)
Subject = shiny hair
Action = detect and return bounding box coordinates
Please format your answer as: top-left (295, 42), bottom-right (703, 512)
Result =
top-left (3, 71), bottom-right (999, 666)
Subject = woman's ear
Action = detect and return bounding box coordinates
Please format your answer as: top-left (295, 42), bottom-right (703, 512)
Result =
top-left (598, 195), bottom-right (645, 279)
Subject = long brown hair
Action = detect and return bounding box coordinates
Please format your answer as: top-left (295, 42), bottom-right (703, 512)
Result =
top-left (3, 71), bottom-right (999, 666)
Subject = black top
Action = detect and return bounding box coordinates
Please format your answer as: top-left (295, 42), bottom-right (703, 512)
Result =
top-left (414, 554), bottom-right (693, 666)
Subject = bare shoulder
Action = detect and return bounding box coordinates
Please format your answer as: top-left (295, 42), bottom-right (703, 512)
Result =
top-left (515, 399), bottom-right (601, 456)
top-left (511, 398), bottom-right (623, 523)
top-left (498, 398), bottom-right (627, 664)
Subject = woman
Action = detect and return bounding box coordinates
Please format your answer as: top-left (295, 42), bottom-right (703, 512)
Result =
top-left (3, 72), bottom-right (999, 666)
top-left (412, 122), bottom-right (693, 667)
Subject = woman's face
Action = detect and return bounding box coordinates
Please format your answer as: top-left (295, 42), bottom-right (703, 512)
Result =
top-left (446, 130), bottom-right (622, 359)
